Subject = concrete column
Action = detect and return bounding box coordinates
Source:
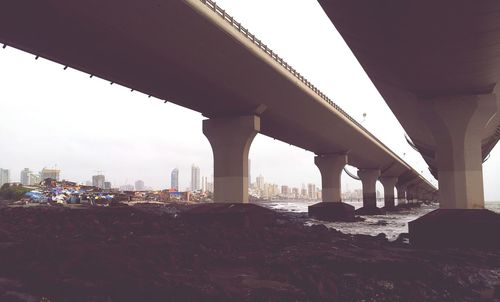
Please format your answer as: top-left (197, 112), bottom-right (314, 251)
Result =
top-left (422, 94), bottom-right (497, 209)
top-left (356, 169), bottom-right (382, 215)
top-left (432, 192), bottom-right (438, 202)
top-left (308, 153), bottom-right (355, 222)
top-left (396, 184), bottom-right (407, 205)
top-left (413, 186), bottom-right (421, 202)
top-left (406, 186), bottom-right (415, 204)
top-left (203, 115), bottom-right (260, 203)
top-left (314, 153), bottom-right (347, 202)
top-left (380, 176), bottom-right (398, 210)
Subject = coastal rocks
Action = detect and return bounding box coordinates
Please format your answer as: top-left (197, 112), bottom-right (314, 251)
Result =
top-left (396, 202), bottom-right (424, 210)
top-left (373, 220), bottom-right (388, 226)
top-left (308, 202), bottom-right (355, 222)
top-left (0, 205), bottom-right (499, 301)
top-left (181, 203), bottom-right (276, 228)
top-left (409, 209), bottom-right (500, 247)
top-left (355, 206), bottom-right (386, 216)
top-left (382, 205), bottom-right (399, 212)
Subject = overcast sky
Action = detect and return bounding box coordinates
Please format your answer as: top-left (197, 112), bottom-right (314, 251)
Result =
top-left (0, 0), bottom-right (499, 199)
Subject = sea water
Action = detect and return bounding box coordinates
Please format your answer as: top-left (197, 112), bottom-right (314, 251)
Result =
top-left (257, 200), bottom-right (500, 240)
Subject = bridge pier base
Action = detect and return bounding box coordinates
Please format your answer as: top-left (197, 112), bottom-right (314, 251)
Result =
top-left (355, 169), bottom-right (384, 215)
top-left (203, 115), bottom-right (259, 203)
top-left (410, 93), bottom-right (500, 247)
top-left (380, 176), bottom-right (398, 211)
top-left (308, 153), bottom-right (355, 222)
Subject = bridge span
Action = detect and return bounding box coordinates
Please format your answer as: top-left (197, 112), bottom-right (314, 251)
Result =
top-left (0, 0), bottom-right (435, 220)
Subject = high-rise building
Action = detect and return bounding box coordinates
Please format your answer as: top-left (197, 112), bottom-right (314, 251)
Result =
top-left (281, 185), bottom-right (290, 196)
top-left (271, 184), bottom-right (279, 197)
top-left (307, 183), bottom-right (316, 200)
top-left (256, 175), bottom-right (265, 191)
top-left (201, 176), bottom-right (208, 192)
top-left (41, 168), bottom-right (60, 181)
top-left (191, 165), bottom-right (200, 191)
top-left (135, 180), bottom-right (145, 191)
top-left (92, 175), bottom-right (106, 189)
top-left (0, 169), bottom-right (10, 187)
top-left (21, 168), bottom-right (41, 186)
top-left (104, 182), bottom-right (112, 190)
top-left (20, 168), bottom-right (31, 186)
top-left (171, 168), bottom-right (179, 191)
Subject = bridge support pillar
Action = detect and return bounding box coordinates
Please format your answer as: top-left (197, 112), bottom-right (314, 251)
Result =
top-left (396, 184), bottom-right (407, 206)
top-left (203, 115), bottom-right (259, 203)
top-left (407, 186), bottom-right (416, 204)
top-left (410, 93), bottom-right (500, 247)
top-left (355, 169), bottom-right (383, 215)
top-left (412, 186), bottom-right (421, 204)
top-left (308, 154), bottom-right (355, 222)
top-left (380, 176), bottom-right (398, 211)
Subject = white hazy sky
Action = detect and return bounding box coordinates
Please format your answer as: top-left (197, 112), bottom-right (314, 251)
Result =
top-left (0, 0), bottom-right (499, 199)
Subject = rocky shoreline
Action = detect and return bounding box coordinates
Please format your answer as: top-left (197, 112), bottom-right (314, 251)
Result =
top-left (0, 203), bottom-right (499, 301)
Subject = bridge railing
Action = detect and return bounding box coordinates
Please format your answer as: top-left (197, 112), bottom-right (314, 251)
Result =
top-left (198, 0), bottom-right (405, 162)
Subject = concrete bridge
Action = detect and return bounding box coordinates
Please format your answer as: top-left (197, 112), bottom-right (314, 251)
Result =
top-left (0, 2), bottom-right (436, 226)
top-left (319, 0), bottom-right (500, 245)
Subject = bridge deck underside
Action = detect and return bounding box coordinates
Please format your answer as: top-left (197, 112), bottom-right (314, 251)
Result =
top-left (318, 0), bottom-right (500, 176)
top-left (0, 0), bottom-right (433, 189)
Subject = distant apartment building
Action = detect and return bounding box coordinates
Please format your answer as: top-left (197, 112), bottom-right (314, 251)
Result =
top-left (20, 168), bottom-right (31, 186)
top-left (21, 168), bottom-right (41, 186)
top-left (120, 184), bottom-right (135, 192)
top-left (201, 176), bottom-right (208, 192)
top-left (281, 185), bottom-right (290, 197)
top-left (104, 182), bottom-right (112, 190)
top-left (256, 175), bottom-right (264, 191)
top-left (0, 169), bottom-right (10, 187)
top-left (307, 183), bottom-right (316, 200)
top-left (261, 183), bottom-right (270, 199)
top-left (191, 165), bottom-right (200, 191)
top-left (207, 182), bottom-right (214, 193)
top-left (28, 173), bottom-right (41, 186)
top-left (271, 184), bottom-right (279, 197)
top-left (135, 180), bottom-right (145, 191)
top-left (92, 175), bottom-right (106, 189)
top-left (41, 168), bottom-right (60, 181)
top-left (342, 189), bottom-right (363, 200)
top-left (171, 168), bottom-right (179, 190)
top-left (301, 187), bottom-right (307, 198)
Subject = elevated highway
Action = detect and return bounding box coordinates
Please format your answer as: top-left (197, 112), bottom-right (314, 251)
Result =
top-left (0, 0), bottom-right (435, 213)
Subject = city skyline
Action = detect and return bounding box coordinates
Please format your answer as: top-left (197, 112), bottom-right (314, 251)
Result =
top-left (1, 164), bottom-right (380, 202)
top-left (1, 160), bottom-right (330, 193)
top-left (0, 164), bottom-right (331, 195)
